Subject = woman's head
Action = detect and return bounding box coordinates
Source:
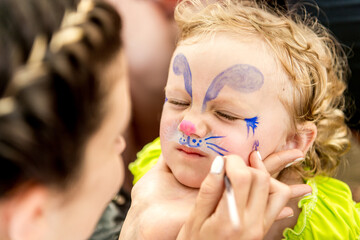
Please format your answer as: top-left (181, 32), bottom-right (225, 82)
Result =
top-left (0, 0), bottom-right (130, 239)
top-left (0, 0), bottom-right (78, 97)
top-left (160, 0), bottom-right (349, 187)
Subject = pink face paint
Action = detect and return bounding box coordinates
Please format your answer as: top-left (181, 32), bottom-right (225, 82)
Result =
top-left (179, 120), bottom-right (196, 136)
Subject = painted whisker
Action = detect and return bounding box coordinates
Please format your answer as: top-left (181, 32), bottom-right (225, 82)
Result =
top-left (206, 142), bottom-right (229, 153)
top-left (207, 146), bottom-right (225, 156)
top-left (176, 132), bottom-right (228, 156)
top-left (205, 136), bottom-right (226, 141)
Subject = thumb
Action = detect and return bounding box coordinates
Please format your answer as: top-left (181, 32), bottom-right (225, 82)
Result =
top-left (191, 156), bottom-right (225, 228)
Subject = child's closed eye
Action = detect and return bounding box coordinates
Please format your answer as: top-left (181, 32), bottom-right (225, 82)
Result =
top-left (168, 99), bottom-right (191, 108)
top-left (215, 111), bottom-right (241, 121)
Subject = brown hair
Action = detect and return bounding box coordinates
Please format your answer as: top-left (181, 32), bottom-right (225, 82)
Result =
top-left (174, 0), bottom-right (350, 178)
top-left (0, 0), bottom-right (123, 197)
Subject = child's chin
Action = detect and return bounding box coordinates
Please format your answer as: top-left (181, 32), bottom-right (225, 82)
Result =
top-left (175, 173), bottom-right (205, 189)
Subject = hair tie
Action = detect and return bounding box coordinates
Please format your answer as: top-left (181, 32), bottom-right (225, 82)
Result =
top-left (50, 27), bottom-right (84, 52)
top-left (0, 97), bottom-right (15, 116)
top-left (50, 0), bottom-right (94, 53)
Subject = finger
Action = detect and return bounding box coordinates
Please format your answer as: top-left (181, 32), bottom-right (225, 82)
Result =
top-left (264, 178), bottom-right (292, 229)
top-left (276, 207), bottom-right (294, 220)
top-left (289, 184), bottom-right (312, 199)
top-left (191, 156), bottom-right (225, 229)
top-left (262, 149), bottom-right (304, 175)
top-left (225, 155), bottom-right (252, 214)
top-left (246, 168), bottom-right (270, 223)
top-left (201, 189), bottom-right (232, 234)
top-left (249, 151), bottom-right (267, 172)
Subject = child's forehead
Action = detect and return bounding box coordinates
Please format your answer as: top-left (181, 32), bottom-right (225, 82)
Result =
top-left (174, 34), bottom-right (276, 74)
top-left (173, 36), bottom-right (284, 85)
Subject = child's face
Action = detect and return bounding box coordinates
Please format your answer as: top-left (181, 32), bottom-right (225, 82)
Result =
top-left (160, 34), bottom-right (293, 188)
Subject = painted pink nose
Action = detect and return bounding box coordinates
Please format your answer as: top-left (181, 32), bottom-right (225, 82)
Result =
top-left (179, 120), bottom-right (196, 136)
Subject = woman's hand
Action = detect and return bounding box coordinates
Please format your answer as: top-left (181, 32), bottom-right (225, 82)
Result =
top-left (119, 155), bottom-right (199, 240)
top-left (119, 151), bottom-right (311, 240)
top-left (261, 149), bottom-right (304, 176)
top-left (176, 153), bottom-right (311, 240)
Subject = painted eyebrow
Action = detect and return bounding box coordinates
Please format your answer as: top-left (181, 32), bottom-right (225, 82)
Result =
top-left (202, 64), bottom-right (264, 111)
top-left (172, 53), bottom-right (192, 98)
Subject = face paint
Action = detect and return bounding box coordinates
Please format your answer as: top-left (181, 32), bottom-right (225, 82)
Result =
top-left (163, 123), bottom-right (229, 156)
top-left (167, 55), bottom-right (264, 158)
top-left (179, 120), bottom-right (196, 136)
top-left (244, 116), bottom-right (259, 136)
top-left (202, 64), bottom-right (264, 111)
top-left (173, 53), bottom-right (192, 98)
top-left (179, 133), bottom-right (229, 156)
top-left (252, 140), bottom-right (260, 151)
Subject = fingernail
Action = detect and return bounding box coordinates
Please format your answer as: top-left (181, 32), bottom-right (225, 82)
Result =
top-left (286, 214), bottom-right (294, 218)
top-left (211, 156), bottom-right (224, 174)
top-left (302, 192), bottom-right (312, 197)
top-left (256, 151), bottom-right (262, 161)
top-left (285, 157), bottom-right (304, 168)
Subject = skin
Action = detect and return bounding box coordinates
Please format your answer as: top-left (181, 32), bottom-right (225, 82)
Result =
top-left (177, 154), bottom-right (294, 240)
top-left (120, 153), bottom-right (311, 240)
top-left (0, 51), bottom-right (131, 240)
top-left (161, 34), bottom-right (303, 189)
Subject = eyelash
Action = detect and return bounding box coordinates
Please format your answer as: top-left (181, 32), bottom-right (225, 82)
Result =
top-left (168, 99), bottom-right (190, 107)
top-left (168, 99), bottom-right (240, 121)
top-left (215, 111), bottom-right (240, 121)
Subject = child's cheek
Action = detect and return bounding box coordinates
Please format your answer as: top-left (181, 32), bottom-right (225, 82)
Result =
top-left (220, 134), bottom-right (254, 165)
top-left (160, 109), bottom-right (181, 140)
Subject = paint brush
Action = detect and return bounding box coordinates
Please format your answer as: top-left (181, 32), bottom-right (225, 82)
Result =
top-left (224, 174), bottom-right (240, 228)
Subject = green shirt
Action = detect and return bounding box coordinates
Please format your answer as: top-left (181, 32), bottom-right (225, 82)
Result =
top-left (130, 138), bottom-right (360, 239)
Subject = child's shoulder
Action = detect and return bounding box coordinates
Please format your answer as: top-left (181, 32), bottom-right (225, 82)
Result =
top-left (283, 176), bottom-right (360, 240)
top-left (129, 137), bottom-right (161, 185)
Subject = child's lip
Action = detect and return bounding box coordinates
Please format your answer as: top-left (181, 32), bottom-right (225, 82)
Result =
top-left (177, 145), bottom-right (206, 157)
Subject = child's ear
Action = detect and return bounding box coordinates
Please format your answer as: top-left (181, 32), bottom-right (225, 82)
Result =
top-left (285, 121), bottom-right (317, 154)
top-left (7, 185), bottom-right (50, 240)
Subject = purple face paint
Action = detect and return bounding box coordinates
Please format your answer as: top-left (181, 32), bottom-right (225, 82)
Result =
top-left (179, 120), bottom-right (196, 136)
top-left (173, 53), bottom-right (192, 98)
top-left (202, 64), bottom-right (264, 111)
top-left (245, 116), bottom-right (259, 136)
top-left (252, 140), bottom-right (260, 151)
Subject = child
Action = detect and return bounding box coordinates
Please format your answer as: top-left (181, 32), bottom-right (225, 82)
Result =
top-left (127, 0), bottom-right (360, 239)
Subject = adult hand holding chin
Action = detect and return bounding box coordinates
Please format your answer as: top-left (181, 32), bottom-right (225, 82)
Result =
top-left (176, 153), bottom-right (312, 240)
top-left (119, 152), bottom-right (312, 240)
top-left (119, 155), bottom-right (198, 240)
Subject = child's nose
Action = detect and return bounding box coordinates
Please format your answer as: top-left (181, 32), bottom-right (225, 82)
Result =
top-left (178, 117), bottom-right (207, 138)
top-left (179, 120), bottom-right (196, 136)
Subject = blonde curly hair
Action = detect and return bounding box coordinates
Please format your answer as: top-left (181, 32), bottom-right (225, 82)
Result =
top-left (174, 0), bottom-right (350, 178)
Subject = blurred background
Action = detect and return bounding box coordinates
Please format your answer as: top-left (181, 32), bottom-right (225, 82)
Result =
top-left (290, 0), bottom-right (360, 202)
